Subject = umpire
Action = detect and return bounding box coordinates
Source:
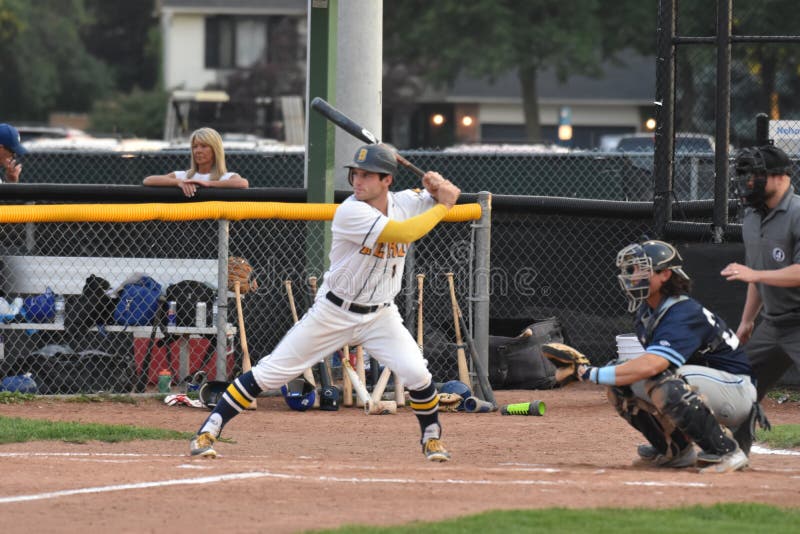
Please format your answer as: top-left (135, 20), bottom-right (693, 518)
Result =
top-left (722, 144), bottom-right (800, 401)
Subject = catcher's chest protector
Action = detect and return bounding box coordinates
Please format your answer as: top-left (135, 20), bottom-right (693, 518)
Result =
top-left (165, 280), bottom-right (217, 327)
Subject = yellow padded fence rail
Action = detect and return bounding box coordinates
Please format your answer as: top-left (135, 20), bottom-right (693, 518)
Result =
top-left (0, 201), bottom-right (482, 224)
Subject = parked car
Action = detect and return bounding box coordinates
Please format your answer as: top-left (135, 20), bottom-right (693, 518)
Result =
top-left (16, 125), bottom-right (90, 142)
top-left (615, 132), bottom-right (717, 153)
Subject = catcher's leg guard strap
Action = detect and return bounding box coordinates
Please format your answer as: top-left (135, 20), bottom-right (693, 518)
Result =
top-left (608, 387), bottom-right (690, 456)
top-left (409, 381), bottom-right (440, 434)
top-left (650, 377), bottom-right (737, 456)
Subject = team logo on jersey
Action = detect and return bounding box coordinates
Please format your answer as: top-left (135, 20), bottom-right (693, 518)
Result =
top-left (360, 242), bottom-right (407, 259)
top-left (773, 247), bottom-right (786, 262)
top-left (659, 340), bottom-right (671, 347)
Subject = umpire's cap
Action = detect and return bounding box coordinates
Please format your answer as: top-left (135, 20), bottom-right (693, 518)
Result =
top-left (344, 144), bottom-right (397, 175)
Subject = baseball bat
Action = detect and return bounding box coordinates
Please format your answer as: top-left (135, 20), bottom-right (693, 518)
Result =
top-left (284, 280), bottom-right (318, 401)
top-left (310, 97), bottom-right (425, 178)
top-left (234, 281), bottom-right (256, 409)
top-left (456, 306), bottom-right (497, 408)
top-left (446, 272), bottom-right (472, 387)
top-left (342, 345), bottom-right (353, 407)
top-left (342, 356), bottom-right (396, 415)
top-left (355, 345), bottom-right (366, 408)
top-left (308, 276), bottom-right (339, 410)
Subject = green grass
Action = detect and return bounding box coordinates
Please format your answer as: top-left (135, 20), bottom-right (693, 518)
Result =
top-left (0, 415), bottom-right (192, 444)
top-left (767, 388), bottom-right (800, 403)
top-left (309, 503), bottom-right (800, 533)
top-left (757, 423), bottom-right (800, 449)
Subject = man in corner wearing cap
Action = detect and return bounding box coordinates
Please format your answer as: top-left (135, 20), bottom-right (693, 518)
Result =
top-left (723, 144), bottom-right (800, 401)
top-left (0, 123), bottom-right (26, 183)
top-left (188, 143), bottom-right (462, 462)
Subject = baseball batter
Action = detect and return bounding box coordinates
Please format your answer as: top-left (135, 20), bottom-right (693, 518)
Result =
top-left (190, 143), bottom-right (461, 461)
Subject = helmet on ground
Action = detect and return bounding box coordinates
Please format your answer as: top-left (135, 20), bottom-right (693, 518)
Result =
top-left (280, 377), bottom-right (316, 412)
top-left (733, 145), bottom-right (791, 210)
top-left (198, 380), bottom-right (229, 410)
top-left (438, 380), bottom-right (472, 411)
top-left (344, 144), bottom-right (398, 175)
top-left (616, 240), bottom-right (690, 312)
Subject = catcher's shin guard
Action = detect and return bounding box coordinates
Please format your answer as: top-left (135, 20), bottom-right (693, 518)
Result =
top-left (650, 377), bottom-right (737, 456)
top-left (409, 381), bottom-right (440, 434)
top-left (608, 387), bottom-right (690, 457)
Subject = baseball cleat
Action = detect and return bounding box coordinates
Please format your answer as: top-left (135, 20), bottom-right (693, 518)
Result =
top-left (699, 447), bottom-right (748, 474)
top-left (190, 431), bottom-right (218, 458)
top-left (633, 444), bottom-right (696, 468)
top-left (423, 438), bottom-right (451, 462)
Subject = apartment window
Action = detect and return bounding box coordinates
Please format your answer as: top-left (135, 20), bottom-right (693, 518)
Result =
top-left (205, 16), bottom-right (268, 69)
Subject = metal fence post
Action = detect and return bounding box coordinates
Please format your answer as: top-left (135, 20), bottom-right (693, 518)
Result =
top-left (473, 192), bottom-right (492, 388)
top-left (216, 219), bottom-right (230, 381)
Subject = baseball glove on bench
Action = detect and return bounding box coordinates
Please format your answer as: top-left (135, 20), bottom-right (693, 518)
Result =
top-left (541, 342), bottom-right (591, 385)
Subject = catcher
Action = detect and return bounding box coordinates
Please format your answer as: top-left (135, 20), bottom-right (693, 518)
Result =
top-left (543, 240), bottom-right (767, 473)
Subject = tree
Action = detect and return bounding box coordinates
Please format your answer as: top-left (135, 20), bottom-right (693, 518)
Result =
top-left (384, 0), bottom-right (654, 143)
top-left (0, 0), bottom-right (112, 121)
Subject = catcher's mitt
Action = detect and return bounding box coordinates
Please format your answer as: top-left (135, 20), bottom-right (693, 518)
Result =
top-left (541, 342), bottom-right (591, 385)
top-left (438, 392), bottom-right (464, 412)
top-left (228, 256), bottom-right (258, 294)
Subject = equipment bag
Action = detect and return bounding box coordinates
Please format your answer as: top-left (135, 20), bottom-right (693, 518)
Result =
top-left (164, 280), bottom-right (217, 327)
top-left (488, 317), bottom-right (564, 390)
top-left (113, 276), bottom-right (162, 326)
top-left (23, 287), bottom-right (55, 322)
top-left (66, 274), bottom-right (116, 334)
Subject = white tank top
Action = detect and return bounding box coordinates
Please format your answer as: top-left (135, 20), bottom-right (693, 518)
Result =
top-left (173, 170), bottom-right (235, 181)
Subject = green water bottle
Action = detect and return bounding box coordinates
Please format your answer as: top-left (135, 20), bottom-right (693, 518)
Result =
top-left (158, 369), bottom-right (172, 393)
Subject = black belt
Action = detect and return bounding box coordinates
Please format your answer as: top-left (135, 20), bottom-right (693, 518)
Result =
top-left (326, 291), bottom-right (390, 314)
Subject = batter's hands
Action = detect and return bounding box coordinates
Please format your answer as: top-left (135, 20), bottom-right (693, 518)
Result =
top-left (721, 262), bottom-right (758, 283)
top-left (426, 173), bottom-right (460, 209)
top-left (2, 155), bottom-right (21, 183)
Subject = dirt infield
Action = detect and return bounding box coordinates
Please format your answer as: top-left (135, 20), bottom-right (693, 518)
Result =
top-left (1, 386), bottom-right (799, 534)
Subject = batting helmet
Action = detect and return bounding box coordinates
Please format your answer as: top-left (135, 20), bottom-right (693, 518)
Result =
top-left (344, 144), bottom-right (398, 175)
top-left (198, 380), bottom-right (229, 410)
top-left (280, 377), bottom-right (316, 412)
top-left (439, 380), bottom-right (472, 411)
top-left (319, 384), bottom-right (340, 411)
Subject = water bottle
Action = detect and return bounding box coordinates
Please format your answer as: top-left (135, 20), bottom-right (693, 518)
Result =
top-left (0, 334), bottom-right (4, 361)
top-left (167, 301), bottom-right (177, 326)
top-left (196, 302), bottom-right (207, 328)
top-left (158, 369), bottom-right (172, 393)
top-left (54, 294), bottom-right (66, 324)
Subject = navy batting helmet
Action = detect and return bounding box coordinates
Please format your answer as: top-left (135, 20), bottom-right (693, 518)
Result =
top-left (281, 377), bottom-right (316, 412)
top-left (344, 144), bottom-right (398, 175)
top-left (439, 380), bottom-right (472, 411)
top-left (198, 380), bottom-right (229, 410)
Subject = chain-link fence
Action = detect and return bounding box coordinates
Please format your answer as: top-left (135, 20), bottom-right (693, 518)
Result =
top-left (0, 202), bottom-right (483, 396)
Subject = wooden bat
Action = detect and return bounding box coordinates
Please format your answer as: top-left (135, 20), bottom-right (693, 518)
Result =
top-left (355, 345), bottom-right (366, 408)
top-left (446, 272), bottom-right (472, 387)
top-left (310, 97), bottom-right (424, 178)
top-left (342, 345), bottom-right (353, 407)
top-left (234, 281), bottom-right (255, 409)
top-left (284, 280), bottom-right (318, 401)
top-left (343, 356), bottom-right (396, 415)
top-left (456, 303), bottom-right (497, 408)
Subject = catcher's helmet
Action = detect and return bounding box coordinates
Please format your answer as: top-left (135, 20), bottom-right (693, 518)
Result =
top-left (344, 144), bottom-right (398, 175)
top-left (438, 380), bottom-right (472, 411)
top-left (280, 377), bottom-right (316, 412)
top-left (199, 380), bottom-right (229, 410)
top-left (616, 240), bottom-right (690, 312)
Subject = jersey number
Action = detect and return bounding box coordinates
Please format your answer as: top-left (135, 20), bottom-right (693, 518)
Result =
top-left (701, 307), bottom-right (739, 350)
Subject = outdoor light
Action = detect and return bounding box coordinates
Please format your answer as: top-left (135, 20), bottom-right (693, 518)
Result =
top-left (558, 106), bottom-right (573, 141)
top-left (645, 118), bottom-right (656, 130)
top-left (431, 113), bottom-right (445, 126)
top-left (461, 116), bottom-right (473, 127)
top-left (558, 124), bottom-right (573, 141)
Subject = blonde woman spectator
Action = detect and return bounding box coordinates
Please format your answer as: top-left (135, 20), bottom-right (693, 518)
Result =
top-left (143, 127), bottom-right (248, 197)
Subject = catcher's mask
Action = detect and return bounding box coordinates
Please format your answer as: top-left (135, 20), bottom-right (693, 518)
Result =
top-left (280, 377), bottom-right (316, 412)
top-left (345, 144), bottom-right (397, 185)
top-left (733, 145), bottom-right (791, 213)
top-left (199, 380), bottom-right (230, 410)
top-left (616, 240), bottom-right (690, 313)
top-left (438, 380), bottom-right (472, 411)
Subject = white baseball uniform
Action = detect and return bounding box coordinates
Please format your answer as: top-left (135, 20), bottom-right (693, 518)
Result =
top-left (251, 189), bottom-right (436, 391)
